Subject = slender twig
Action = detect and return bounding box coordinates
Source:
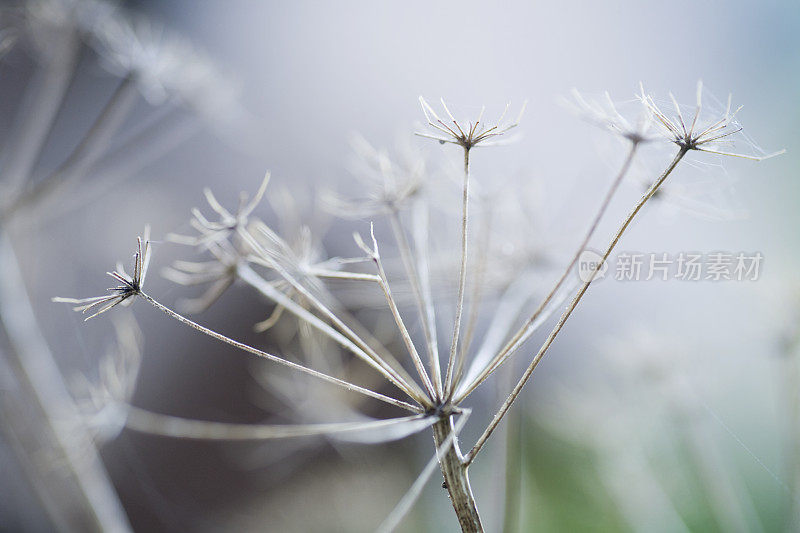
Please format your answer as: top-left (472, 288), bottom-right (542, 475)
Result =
top-left (412, 201), bottom-right (443, 399)
top-left (445, 147), bottom-right (472, 399)
top-left (242, 260), bottom-right (422, 396)
top-left (306, 267), bottom-right (380, 283)
top-left (452, 195), bottom-right (492, 390)
top-left (286, 266), bottom-right (417, 386)
top-left (466, 147), bottom-right (687, 464)
top-left (140, 292), bottom-right (421, 413)
top-left (354, 224), bottom-right (436, 399)
top-left (455, 142), bottom-right (640, 402)
top-left (457, 270), bottom-right (541, 396)
top-left (389, 209), bottom-right (443, 400)
top-left (123, 405), bottom-right (433, 441)
top-left (432, 412), bottom-right (483, 532)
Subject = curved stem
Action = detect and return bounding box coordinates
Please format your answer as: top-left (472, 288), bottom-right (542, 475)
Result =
top-left (466, 147), bottom-right (687, 464)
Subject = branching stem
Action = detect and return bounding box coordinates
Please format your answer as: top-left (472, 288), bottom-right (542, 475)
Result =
top-left (238, 228), bottom-right (430, 405)
top-left (433, 416), bottom-right (484, 532)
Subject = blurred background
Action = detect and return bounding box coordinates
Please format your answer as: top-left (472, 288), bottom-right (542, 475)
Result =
top-left (0, 0), bottom-right (798, 531)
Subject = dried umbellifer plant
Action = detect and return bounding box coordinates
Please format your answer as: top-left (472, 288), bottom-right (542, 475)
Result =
top-left (55, 84), bottom-right (783, 531)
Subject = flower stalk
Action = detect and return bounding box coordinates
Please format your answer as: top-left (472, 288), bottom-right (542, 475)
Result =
top-left (444, 147), bottom-right (472, 401)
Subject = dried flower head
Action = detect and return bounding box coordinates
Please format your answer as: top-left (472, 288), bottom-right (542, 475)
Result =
top-left (323, 134), bottom-right (425, 218)
top-left (169, 172), bottom-right (271, 246)
top-left (565, 88), bottom-right (655, 145)
top-left (416, 97), bottom-right (526, 149)
top-left (86, 7), bottom-right (243, 120)
top-left (161, 240), bottom-right (239, 313)
top-left (639, 81), bottom-right (785, 160)
top-left (53, 227), bottom-right (151, 320)
top-left (164, 175), bottom-right (273, 313)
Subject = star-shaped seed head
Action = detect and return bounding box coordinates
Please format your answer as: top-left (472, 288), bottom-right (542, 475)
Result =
top-left (170, 172), bottom-right (271, 246)
top-left (639, 81), bottom-right (785, 161)
top-left (565, 88), bottom-right (655, 145)
top-left (416, 97), bottom-right (526, 150)
top-left (53, 227), bottom-right (151, 320)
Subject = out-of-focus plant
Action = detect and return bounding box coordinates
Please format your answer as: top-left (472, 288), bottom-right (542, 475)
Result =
top-left (537, 325), bottom-right (765, 532)
top-left (0, 0), bottom-right (245, 530)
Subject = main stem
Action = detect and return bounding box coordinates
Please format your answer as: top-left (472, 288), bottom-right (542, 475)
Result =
top-left (433, 416), bottom-right (483, 532)
top-left (445, 147), bottom-right (471, 398)
top-left (467, 147), bottom-right (688, 464)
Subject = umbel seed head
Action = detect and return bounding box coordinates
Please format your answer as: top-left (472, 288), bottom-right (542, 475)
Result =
top-left (416, 97), bottom-right (526, 150)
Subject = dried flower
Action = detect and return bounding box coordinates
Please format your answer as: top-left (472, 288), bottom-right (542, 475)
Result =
top-left (323, 134), bottom-right (425, 218)
top-left (565, 88), bottom-right (655, 144)
top-left (161, 240), bottom-right (239, 313)
top-left (53, 227), bottom-right (151, 320)
top-left (639, 81), bottom-right (785, 160)
top-left (170, 172), bottom-right (271, 247)
top-left (89, 11), bottom-right (237, 111)
top-left (416, 97), bottom-right (526, 149)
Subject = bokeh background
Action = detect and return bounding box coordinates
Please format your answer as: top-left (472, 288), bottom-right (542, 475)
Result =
top-left (1, 0), bottom-right (798, 531)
